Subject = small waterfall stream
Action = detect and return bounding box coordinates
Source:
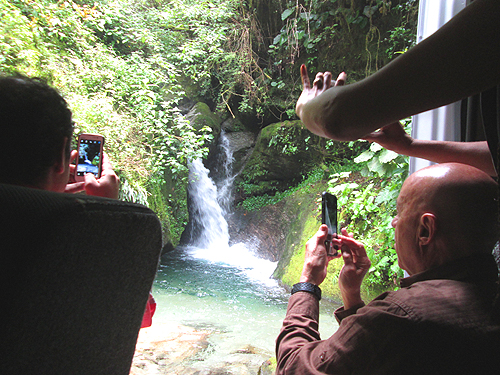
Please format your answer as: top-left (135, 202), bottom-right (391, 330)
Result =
top-left (146, 132), bottom-right (339, 374)
top-left (185, 132), bottom-right (276, 283)
top-left (187, 157), bottom-right (230, 250)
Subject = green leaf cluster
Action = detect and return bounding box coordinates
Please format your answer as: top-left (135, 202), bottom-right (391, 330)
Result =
top-left (327, 121), bottom-right (411, 289)
top-left (0, 0), bottom-right (236, 244)
top-left (262, 0), bottom-right (418, 122)
top-left (240, 168), bottom-right (324, 211)
top-left (1, 0), bottom-right (418, 270)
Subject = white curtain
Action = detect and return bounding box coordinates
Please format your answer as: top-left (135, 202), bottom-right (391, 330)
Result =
top-left (409, 0), bottom-right (469, 174)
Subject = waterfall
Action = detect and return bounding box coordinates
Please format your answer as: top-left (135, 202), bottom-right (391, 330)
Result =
top-left (186, 132), bottom-right (277, 286)
top-left (214, 130), bottom-right (236, 216)
top-left (187, 157), bottom-right (230, 250)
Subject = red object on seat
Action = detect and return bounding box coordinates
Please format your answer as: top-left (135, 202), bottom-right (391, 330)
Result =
top-left (140, 293), bottom-right (156, 328)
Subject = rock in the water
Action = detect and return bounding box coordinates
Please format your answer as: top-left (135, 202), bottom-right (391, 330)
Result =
top-left (130, 323), bottom-right (210, 375)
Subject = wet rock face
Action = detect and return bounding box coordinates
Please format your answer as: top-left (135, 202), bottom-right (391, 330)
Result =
top-left (228, 186), bottom-right (321, 264)
top-left (224, 131), bottom-right (257, 175)
top-left (234, 120), bottom-right (330, 199)
top-left (228, 200), bottom-right (288, 262)
top-left (205, 131), bottom-right (257, 184)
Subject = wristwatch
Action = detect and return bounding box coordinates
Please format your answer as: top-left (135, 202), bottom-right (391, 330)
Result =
top-left (291, 282), bottom-right (322, 300)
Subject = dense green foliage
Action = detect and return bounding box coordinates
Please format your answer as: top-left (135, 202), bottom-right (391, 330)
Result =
top-left (328, 122), bottom-right (411, 289)
top-left (1, 0), bottom-right (418, 288)
top-left (261, 0), bottom-right (419, 121)
top-left (251, 0), bottom-right (417, 290)
top-left (0, 0), bottom-right (242, 244)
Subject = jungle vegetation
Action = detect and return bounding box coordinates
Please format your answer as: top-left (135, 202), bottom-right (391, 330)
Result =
top-left (0, 0), bottom-right (418, 290)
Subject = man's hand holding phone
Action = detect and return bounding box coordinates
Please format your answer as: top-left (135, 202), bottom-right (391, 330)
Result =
top-left (300, 224), bottom-right (341, 286)
top-left (81, 153), bottom-right (120, 199)
top-left (336, 228), bottom-right (371, 310)
top-left (65, 146), bottom-right (120, 199)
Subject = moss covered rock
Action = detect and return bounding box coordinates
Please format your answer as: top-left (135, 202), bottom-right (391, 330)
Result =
top-left (185, 102), bottom-right (221, 133)
top-left (230, 178), bottom-right (344, 302)
top-left (271, 182), bottom-right (344, 302)
top-left (235, 120), bottom-right (331, 199)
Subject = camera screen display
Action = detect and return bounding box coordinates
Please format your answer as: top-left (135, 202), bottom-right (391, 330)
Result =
top-left (322, 192), bottom-right (338, 236)
top-left (76, 138), bottom-right (102, 177)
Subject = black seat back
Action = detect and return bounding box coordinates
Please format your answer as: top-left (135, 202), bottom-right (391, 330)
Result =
top-left (1, 184), bottom-right (162, 374)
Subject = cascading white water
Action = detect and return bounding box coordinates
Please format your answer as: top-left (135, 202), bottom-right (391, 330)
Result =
top-left (187, 157), bottom-right (230, 249)
top-left (186, 132), bottom-right (277, 286)
top-left (148, 131), bottom-right (340, 374)
top-left (214, 130), bottom-right (236, 215)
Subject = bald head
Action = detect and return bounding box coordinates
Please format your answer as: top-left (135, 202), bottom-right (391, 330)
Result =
top-left (396, 163), bottom-right (498, 273)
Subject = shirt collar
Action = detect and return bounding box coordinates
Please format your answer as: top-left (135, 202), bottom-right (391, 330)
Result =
top-left (400, 253), bottom-right (499, 288)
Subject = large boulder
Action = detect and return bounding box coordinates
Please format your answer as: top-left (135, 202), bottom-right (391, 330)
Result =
top-left (229, 185), bottom-right (321, 262)
top-left (185, 102), bottom-right (221, 134)
top-left (234, 120), bottom-right (331, 199)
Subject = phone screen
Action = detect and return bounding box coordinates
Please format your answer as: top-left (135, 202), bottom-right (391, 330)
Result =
top-left (76, 137), bottom-right (103, 179)
top-left (322, 192), bottom-right (338, 237)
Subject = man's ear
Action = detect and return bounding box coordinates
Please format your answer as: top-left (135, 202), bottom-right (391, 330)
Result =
top-left (418, 213), bottom-right (436, 246)
top-left (54, 137), bottom-right (69, 174)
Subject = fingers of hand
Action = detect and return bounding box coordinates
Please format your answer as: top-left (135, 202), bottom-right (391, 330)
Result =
top-left (362, 130), bottom-right (381, 142)
top-left (70, 149), bottom-right (78, 162)
top-left (307, 225), bottom-right (328, 253)
top-left (101, 154), bottom-right (114, 175)
top-left (323, 72), bottom-right (332, 89)
top-left (334, 72), bottom-right (347, 87)
top-left (301, 64), bottom-right (310, 89)
top-left (336, 234), bottom-right (370, 268)
top-left (340, 227), bottom-right (353, 238)
top-left (84, 172), bottom-right (98, 187)
top-left (313, 72), bottom-right (324, 90)
top-left (64, 182), bottom-right (85, 194)
top-left (328, 251), bottom-right (342, 260)
top-left (340, 235), bottom-right (367, 256)
top-left (341, 246), bottom-right (353, 265)
top-left (301, 66), bottom-right (344, 91)
top-left (331, 234), bottom-right (341, 247)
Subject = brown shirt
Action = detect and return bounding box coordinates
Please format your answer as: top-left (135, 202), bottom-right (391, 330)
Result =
top-left (276, 255), bottom-right (500, 375)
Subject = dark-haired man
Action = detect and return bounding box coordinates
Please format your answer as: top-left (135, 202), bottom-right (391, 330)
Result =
top-left (0, 74), bottom-right (161, 326)
top-left (277, 163), bottom-right (500, 374)
top-left (0, 75), bottom-right (119, 197)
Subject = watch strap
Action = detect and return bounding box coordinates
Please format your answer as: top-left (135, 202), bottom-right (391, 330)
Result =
top-left (291, 282), bottom-right (322, 300)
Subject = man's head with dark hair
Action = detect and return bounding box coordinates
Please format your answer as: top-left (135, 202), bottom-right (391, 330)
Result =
top-left (0, 75), bottom-right (74, 189)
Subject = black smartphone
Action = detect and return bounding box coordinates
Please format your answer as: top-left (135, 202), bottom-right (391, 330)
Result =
top-left (75, 133), bottom-right (104, 182)
top-left (321, 191), bottom-right (338, 255)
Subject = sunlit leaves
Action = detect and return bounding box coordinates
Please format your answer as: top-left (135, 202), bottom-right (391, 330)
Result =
top-left (326, 120), bottom-right (411, 288)
top-left (281, 8), bottom-right (294, 21)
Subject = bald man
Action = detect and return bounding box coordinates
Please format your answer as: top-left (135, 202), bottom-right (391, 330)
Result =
top-left (276, 163), bottom-right (500, 375)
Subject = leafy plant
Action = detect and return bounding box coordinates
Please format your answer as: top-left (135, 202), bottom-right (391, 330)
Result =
top-left (1, 0), bottom-right (418, 281)
top-left (0, 0), bottom-right (225, 246)
top-left (240, 168), bottom-right (324, 211)
top-left (326, 121), bottom-right (411, 289)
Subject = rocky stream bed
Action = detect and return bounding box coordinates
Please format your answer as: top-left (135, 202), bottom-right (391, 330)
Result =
top-left (130, 323), bottom-right (274, 375)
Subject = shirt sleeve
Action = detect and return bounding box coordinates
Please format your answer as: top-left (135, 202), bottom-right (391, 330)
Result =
top-left (334, 302), bottom-right (365, 323)
top-left (276, 292), bottom-right (412, 375)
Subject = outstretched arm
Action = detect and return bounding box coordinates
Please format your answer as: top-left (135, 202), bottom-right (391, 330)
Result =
top-left (296, 67), bottom-right (346, 139)
top-left (296, 0), bottom-right (500, 141)
top-left (363, 122), bottom-right (496, 177)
